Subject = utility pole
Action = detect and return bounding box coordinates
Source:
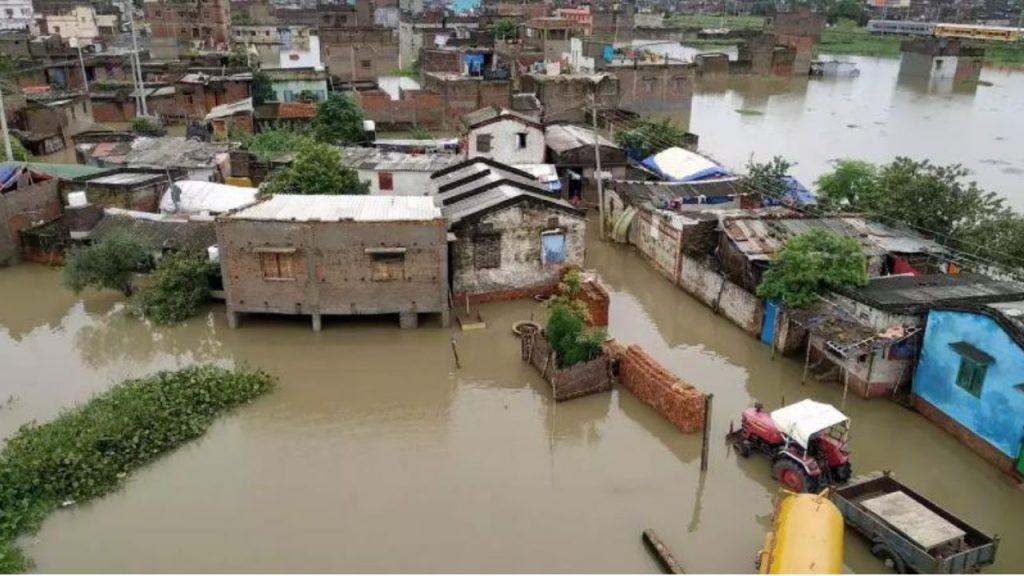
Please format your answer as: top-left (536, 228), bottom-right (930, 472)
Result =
top-left (590, 91), bottom-right (605, 241)
top-left (0, 86), bottom-right (12, 161)
top-left (73, 39), bottom-right (90, 96)
top-left (126, 1), bottom-right (148, 117)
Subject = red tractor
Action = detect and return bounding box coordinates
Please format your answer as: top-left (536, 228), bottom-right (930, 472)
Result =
top-left (728, 399), bottom-right (852, 493)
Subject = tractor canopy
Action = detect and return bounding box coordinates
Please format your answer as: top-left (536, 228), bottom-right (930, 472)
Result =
top-left (770, 399), bottom-right (849, 449)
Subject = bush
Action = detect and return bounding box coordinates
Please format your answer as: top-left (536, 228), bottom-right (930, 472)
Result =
top-left (130, 116), bottom-right (162, 135)
top-left (0, 365), bottom-right (274, 573)
top-left (313, 93), bottom-right (366, 146)
top-left (63, 233), bottom-right (150, 297)
top-left (136, 252), bottom-right (213, 325)
top-left (546, 302), bottom-right (605, 368)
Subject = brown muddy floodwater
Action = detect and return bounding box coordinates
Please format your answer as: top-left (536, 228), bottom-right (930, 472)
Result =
top-left (643, 54), bottom-right (1024, 211)
top-left (2, 228), bottom-right (1023, 573)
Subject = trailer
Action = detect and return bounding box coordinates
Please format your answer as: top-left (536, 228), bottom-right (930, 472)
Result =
top-left (832, 472), bottom-right (998, 574)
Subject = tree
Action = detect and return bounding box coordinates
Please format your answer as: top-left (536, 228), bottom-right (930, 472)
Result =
top-left (742, 155), bottom-right (793, 203)
top-left (494, 19), bottom-right (518, 41)
top-left (241, 126), bottom-right (316, 161)
top-left (260, 142), bottom-right (370, 196)
top-left (10, 138), bottom-right (31, 162)
top-left (136, 252), bottom-right (213, 325)
top-left (313, 93), bottom-right (366, 146)
top-left (756, 229), bottom-right (868, 308)
top-left (815, 159), bottom-right (877, 211)
top-left (63, 233), bottom-right (149, 297)
top-left (614, 118), bottom-right (690, 159)
top-left (251, 71), bottom-right (275, 105)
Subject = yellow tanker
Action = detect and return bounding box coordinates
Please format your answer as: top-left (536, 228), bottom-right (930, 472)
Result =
top-left (758, 491), bottom-right (844, 574)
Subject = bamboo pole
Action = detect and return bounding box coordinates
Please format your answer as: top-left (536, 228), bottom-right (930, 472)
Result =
top-left (642, 529), bottom-right (685, 574)
top-left (700, 393), bottom-right (713, 472)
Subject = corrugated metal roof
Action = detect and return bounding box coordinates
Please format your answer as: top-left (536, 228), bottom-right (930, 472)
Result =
top-left (843, 274), bottom-right (1024, 310)
top-left (205, 97), bottom-right (253, 121)
top-left (87, 172), bottom-right (166, 185)
top-left (88, 210), bottom-right (216, 252)
top-left (337, 147), bottom-right (458, 173)
top-left (227, 194), bottom-right (442, 222)
top-left (430, 159), bottom-right (542, 193)
top-left (544, 124), bottom-right (617, 153)
top-left (442, 184), bottom-right (580, 224)
top-left (460, 106), bottom-right (541, 130)
top-left (160, 181), bottom-right (258, 214)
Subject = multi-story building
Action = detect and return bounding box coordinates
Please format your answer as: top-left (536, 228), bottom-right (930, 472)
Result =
top-left (0, 0), bottom-right (33, 31)
top-left (143, 0), bottom-right (231, 57)
top-left (40, 5), bottom-right (119, 41)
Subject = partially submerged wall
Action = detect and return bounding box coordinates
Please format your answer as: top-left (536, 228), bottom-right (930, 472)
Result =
top-left (523, 331), bottom-right (612, 401)
top-left (608, 342), bottom-right (705, 432)
top-left (678, 255), bottom-right (763, 336)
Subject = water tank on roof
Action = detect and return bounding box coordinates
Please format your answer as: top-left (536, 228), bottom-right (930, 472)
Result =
top-left (207, 245), bottom-right (220, 263)
top-left (67, 191), bottom-right (88, 207)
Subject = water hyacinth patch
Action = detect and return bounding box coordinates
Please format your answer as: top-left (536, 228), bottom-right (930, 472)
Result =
top-left (0, 365), bottom-right (274, 573)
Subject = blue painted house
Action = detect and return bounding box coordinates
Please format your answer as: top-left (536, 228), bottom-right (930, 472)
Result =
top-left (912, 302), bottom-right (1024, 478)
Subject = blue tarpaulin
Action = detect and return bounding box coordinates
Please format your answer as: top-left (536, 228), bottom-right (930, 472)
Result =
top-left (0, 163), bottom-right (22, 191)
top-left (761, 175), bottom-right (817, 207)
top-left (464, 53), bottom-right (485, 76)
top-left (602, 46), bottom-right (615, 62)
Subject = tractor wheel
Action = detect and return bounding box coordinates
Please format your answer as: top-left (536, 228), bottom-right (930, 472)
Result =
top-left (772, 459), bottom-right (816, 493)
top-left (833, 462), bottom-right (852, 483)
top-left (871, 543), bottom-right (907, 574)
top-left (736, 440), bottom-right (752, 458)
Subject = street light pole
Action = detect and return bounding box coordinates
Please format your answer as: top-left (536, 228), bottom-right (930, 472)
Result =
top-left (126, 1), bottom-right (148, 116)
top-left (75, 41), bottom-right (90, 96)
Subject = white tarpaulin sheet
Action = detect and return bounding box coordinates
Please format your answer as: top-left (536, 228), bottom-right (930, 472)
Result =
top-left (770, 399), bottom-right (848, 449)
top-left (642, 147), bottom-right (729, 182)
top-left (160, 181), bottom-right (258, 215)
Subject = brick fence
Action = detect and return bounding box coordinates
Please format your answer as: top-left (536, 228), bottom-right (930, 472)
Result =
top-left (522, 331), bottom-right (613, 401)
top-left (606, 341), bottom-right (706, 433)
top-left (580, 279), bottom-right (610, 327)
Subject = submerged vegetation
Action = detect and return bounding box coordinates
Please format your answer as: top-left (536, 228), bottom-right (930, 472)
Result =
top-left (546, 270), bottom-right (606, 368)
top-left (0, 365), bottom-right (274, 573)
top-left (135, 253), bottom-right (215, 326)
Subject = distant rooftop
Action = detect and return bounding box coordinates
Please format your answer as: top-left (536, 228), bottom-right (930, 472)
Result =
top-left (841, 273), bottom-right (1024, 313)
top-left (337, 147), bottom-right (460, 173)
top-left (226, 195), bottom-right (442, 223)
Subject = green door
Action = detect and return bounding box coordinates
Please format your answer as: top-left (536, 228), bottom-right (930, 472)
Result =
top-left (1018, 445), bottom-right (1024, 475)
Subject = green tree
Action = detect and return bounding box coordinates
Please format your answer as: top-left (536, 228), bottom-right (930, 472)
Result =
top-left (260, 142), bottom-right (370, 196)
top-left (494, 18), bottom-right (518, 41)
top-left (614, 118), bottom-right (690, 159)
top-left (251, 71), bottom-right (275, 105)
top-left (63, 233), bottom-right (149, 297)
top-left (742, 155), bottom-right (793, 202)
top-left (756, 229), bottom-right (868, 308)
top-left (313, 93), bottom-right (366, 146)
top-left (815, 159), bottom-right (877, 211)
top-left (241, 126), bottom-right (316, 161)
top-left (136, 252), bottom-right (213, 325)
top-left (10, 138), bottom-right (32, 162)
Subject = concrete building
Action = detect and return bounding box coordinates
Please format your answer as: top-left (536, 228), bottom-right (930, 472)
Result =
top-left (765, 6), bottom-right (825, 76)
top-left (143, 0), bottom-right (231, 57)
top-left (0, 163), bottom-right (64, 265)
top-left (421, 72), bottom-right (512, 130)
top-left (912, 303), bottom-right (1024, 477)
top-left (459, 106), bottom-right (545, 165)
top-left (0, 0), bottom-right (33, 31)
top-left (899, 38), bottom-right (985, 83)
top-left (262, 67), bottom-right (329, 102)
top-left (16, 94), bottom-right (94, 154)
top-left (397, 13), bottom-right (479, 68)
top-left (337, 147), bottom-right (460, 195)
top-left (39, 5), bottom-right (118, 41)
top-left (217, 195), bottom-right (450, 330)
top-left (519, 73), bottom-right (619, 123)
top-left (606, 59), bottom-right (695, 112)
top-left (431, 158), bottom-right (585, 302)
top-left (65, 168), bottom-right (177, 212)
top-left (523, 16), bottom-right (588, 62)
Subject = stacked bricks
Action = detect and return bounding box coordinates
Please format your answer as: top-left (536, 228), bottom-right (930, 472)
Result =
top-left (580, 279), bottom-right (610, 327)
top-left (611, 343), bottom-right (705, 433)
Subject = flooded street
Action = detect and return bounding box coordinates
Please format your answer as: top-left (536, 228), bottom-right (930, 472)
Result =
top-left (2, 226), bottom-right (1022, 573)
top-left (673, 54), bottom-right (1024, 210)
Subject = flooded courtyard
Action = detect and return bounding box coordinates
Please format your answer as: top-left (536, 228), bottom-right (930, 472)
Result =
top-left (2, 228), bottom-right (1022, 573)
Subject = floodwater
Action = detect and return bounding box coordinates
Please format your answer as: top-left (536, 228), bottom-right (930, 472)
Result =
top-left (2, 228), bottom-right (1023, 573)
top-left (648, 53), bottom-right (1024, 210)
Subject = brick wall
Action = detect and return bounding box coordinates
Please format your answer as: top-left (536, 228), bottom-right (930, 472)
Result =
top-left (420, 48), bottom-right (462, 73)
top-left (91, 100), bottom-right (135, 123)
top-left (580, 278), bottom-right (609, 327)
top-left (522, 331), bottom-right (613, 401)
top-left (610, 63), bottom-right (695, 111)
top-left (678, 254), bottom-right (764, 336)
top-left (912, 394), bottom-right (1017, 478)
top-left (609, 343), bottom-right (706, 432)
top-left (354, 88), bottom-right (445, 130)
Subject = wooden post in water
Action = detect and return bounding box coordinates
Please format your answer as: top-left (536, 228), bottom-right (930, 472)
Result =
top-left (642, 529), bottom-right (685, 574)
top-left (700, 393), bottom-right (713, 472)
top-left (800, 340), bottom-right (812, 385)
top-left (450, 337), bottom-right (461, 369)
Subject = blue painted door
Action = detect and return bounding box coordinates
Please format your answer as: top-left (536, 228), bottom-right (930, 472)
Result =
top-left (542, 233), bottom-right (566, 264)
top-left (761, 300), bottom-right (779, 345)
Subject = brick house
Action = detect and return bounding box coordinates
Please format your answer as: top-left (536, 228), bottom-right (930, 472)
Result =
top-left (0, 164), bottom-right (64, 265)
top-left (217, 195), bottom-right (450, 330)
top-left (65, 168), bottom-right (178, 213)
top-left (319, 27), bottom-right (399, 83)
top-left (144, 0), bottom-right (231, 57)
top-left (421, 72), bottom-right (512, 130)
top-left (431, 159), bottom-right (586, 302)
top-left (519, 73), bottom-right (619, 123)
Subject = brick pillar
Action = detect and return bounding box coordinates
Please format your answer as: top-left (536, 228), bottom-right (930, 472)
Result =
top-left (399, 312), bottom-right (418, 329)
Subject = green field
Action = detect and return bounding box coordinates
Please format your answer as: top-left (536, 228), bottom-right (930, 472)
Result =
top-left (665, 13), bottom-right (766, 30)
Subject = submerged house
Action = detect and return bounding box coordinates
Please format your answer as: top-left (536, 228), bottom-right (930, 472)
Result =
top-left (911, 302), bottom-right (1024, 478)
top-left (435, 160), bottom-right (586, 302)
top-left (217, 195), bottom-right (449, 330)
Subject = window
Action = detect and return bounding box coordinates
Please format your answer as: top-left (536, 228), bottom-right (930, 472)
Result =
top-left (476, 133), bottom-right (492, 153)
top-left (378, 171), bottom-right (394, 191)
top-left (949, 341), bottom-right (992, 397)
top-left (474, 234), bottom-right (501, 269)
top-left (541, 232), bottom-right (566, 264)
top-left (259, 251), bottom-right (296, 280)
top-left (515, 132), bottom-right (527, 150)
top-left (360, 60), bottom-right (372, 70)
top-left (369, 251), bottom-right (405, 282)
